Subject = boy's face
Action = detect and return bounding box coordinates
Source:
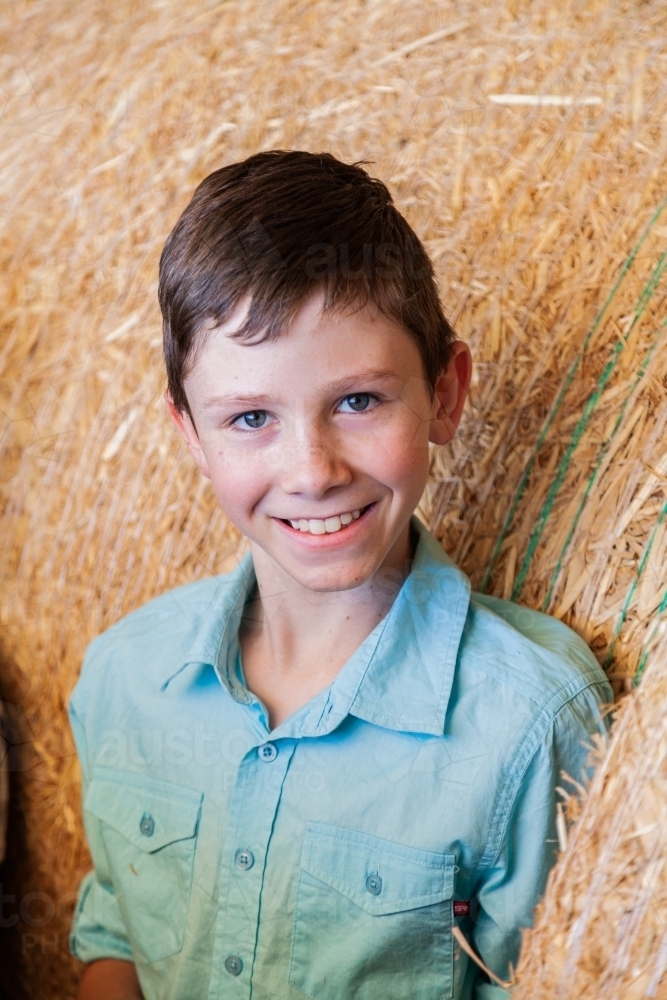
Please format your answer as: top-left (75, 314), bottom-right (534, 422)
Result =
top-left (166, 290), bottom-right (470, 595)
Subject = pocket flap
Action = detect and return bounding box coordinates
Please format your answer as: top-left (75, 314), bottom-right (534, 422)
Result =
top-left (85, 769), bottom-right (203, 853)
top-left (301, 822), bottom-right (455, 916)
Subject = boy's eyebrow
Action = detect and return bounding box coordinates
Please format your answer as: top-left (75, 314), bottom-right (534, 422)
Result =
top-left (321, 369), bottom-right (403, 394)
top-left (201, 370), bottom-right (403, 410)
top-left (202, 392), bottom-right (273, 411)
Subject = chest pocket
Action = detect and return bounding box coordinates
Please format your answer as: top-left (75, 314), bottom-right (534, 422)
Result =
top-left (289, 822), bottom-right (456, 1000)
top-left (85, 770), bottom-right (203, 964)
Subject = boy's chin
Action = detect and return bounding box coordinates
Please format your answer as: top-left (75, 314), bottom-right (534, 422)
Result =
top-left (257, 546), bottom-right (383, 597)
top-left (283, 562), bottom-right (379, 596)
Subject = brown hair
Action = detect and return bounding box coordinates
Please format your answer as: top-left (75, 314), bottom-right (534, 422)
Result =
top-left (159, 150), bottom-right (456, 425)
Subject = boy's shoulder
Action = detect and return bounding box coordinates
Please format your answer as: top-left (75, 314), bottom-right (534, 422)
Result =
top-left (90, 572), bottom-right (227, 648)
top-left (411, 521), bottom-right (609, 717)
top-left (72, 566), bottom-right (243, 707)
top-left (462, 588), bottom-right (611, 711)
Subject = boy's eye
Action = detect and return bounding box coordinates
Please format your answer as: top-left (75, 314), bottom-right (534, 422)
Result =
top-left (339, 394), bottom-right (374, 413)
top-left (234, 410), bottom-right (270, 429)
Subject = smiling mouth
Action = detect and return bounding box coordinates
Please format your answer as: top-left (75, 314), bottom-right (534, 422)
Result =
top-left (280, 505), bottom-right (372, 536)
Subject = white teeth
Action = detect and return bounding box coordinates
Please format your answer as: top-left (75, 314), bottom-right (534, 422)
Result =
top-left (286, 508), bottom-right (363, 534)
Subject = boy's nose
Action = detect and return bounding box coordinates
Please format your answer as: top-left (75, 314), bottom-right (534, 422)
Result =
top-left (279, 426), bottom-right (352, 498)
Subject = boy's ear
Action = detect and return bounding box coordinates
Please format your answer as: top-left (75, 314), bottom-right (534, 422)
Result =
top-left (163, 390), bottom-right (211, 478)
top-left (428, 341), bottom-right (472, 446)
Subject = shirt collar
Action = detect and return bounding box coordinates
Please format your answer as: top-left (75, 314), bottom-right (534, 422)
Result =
top-left (160, 552), bottom-right (256, 703)
top-left (336, 518), bottom-right (471, 737)
top-left (161, 517), bottom-right (471, 738)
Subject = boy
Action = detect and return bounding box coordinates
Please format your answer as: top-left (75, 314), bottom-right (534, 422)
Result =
top-left (69, 150), bottom-right (612, 1000)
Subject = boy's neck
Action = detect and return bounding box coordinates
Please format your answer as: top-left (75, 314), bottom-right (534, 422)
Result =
top-left (238, 522), bottom-right (416, 730)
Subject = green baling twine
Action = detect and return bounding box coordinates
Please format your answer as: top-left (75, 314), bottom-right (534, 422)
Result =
top-left (481, 196), bottom-right (667, 595)
top-left (513, 248), bottom-right (667, 602)
top-left (541, 312), bottom-right (667, 612)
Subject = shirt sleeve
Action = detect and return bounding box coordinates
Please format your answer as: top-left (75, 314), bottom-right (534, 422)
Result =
top-left (68, 680), bottom-right (134, 964)
top-left (470, 681), bottom-right (611, 999)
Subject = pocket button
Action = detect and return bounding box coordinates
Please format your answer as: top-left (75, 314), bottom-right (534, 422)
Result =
top-left (366, 873), bottom-right (382, 895)
top-left (235, 848), bottom-right (255, 870)
top-left (225, 955), bottom-right (243, 976)
top-left (139, 813), bottom-right (155, 837)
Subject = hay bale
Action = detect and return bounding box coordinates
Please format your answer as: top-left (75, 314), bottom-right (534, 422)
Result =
top-left (514, 626), bottom-right (667, 999)
top-left (1, 0), bottom-right (666, 995)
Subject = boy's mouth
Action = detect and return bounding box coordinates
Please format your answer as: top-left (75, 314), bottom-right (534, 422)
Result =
top-left (279, 505), bottom-right (372, 536)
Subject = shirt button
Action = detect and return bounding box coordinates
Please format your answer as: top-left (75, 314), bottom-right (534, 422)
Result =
top-left (258, 742), bottom-right (278, 762)
top-left (139, 814), bottom-right (155, 837)
top-left (366, 873), bottom-right (382, 895)
top-left (235, 848), bottom-right (255, 871)
top-left (225, 955), bottom-right (243, 976)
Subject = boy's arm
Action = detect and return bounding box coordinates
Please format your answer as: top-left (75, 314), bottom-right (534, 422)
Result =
top-left (68, 666), bottom-right (139, 981)
top-left (78, 958), bottom-right (143, 1000)
top-left (469, 681), bottom-right (611, 999)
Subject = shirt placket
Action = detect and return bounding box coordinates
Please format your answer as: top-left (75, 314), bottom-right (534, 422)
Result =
top-left (208, 737), bottom-right (296, 1000)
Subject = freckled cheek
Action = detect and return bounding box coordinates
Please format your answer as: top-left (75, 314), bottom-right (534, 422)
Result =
top-left (362, 424), bottom-right (430, 493)
top-left (207, 452), bottom-right (273, 520)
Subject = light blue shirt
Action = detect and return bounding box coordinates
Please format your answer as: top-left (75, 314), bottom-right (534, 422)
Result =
top-left (69, 518), bottom-right (612, 1000)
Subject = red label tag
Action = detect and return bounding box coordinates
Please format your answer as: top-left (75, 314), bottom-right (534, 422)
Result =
top-left (453, 900), bottom-right (470, 917)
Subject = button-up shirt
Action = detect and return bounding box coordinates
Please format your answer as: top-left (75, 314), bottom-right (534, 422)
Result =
top-left (69, 518), bottom-right (612, 1000)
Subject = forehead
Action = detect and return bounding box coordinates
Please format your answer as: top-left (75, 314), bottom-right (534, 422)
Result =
top-left (184, 290), bottom-right (425, 400)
